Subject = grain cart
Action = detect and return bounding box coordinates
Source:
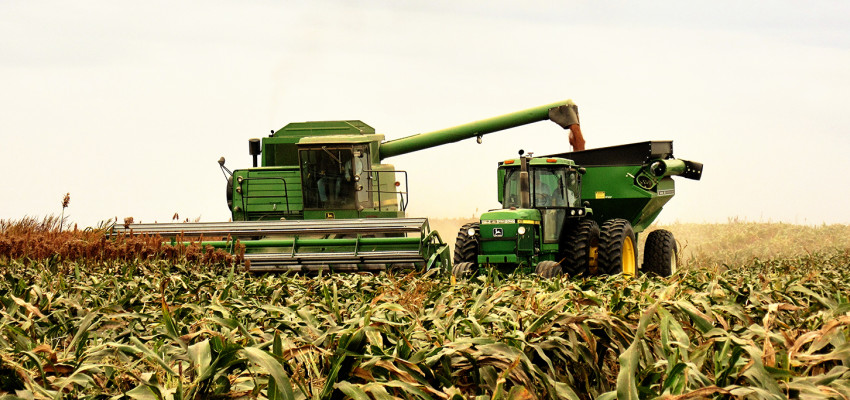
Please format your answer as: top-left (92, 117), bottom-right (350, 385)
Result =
top-left (452, 141), bottom-right (702, 278)
top-left (112, 100), bottom-right (584, 273)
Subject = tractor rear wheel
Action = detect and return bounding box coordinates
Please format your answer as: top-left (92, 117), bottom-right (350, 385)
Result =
top-left (453, 222), bottom-right (480, 264)
top-left (452, 262), bottom-right (475, 278)
top-left (642, 229), bottom-right (677, 277)
top-left (598, 219), bottom-right (637, 276)
top-left (535, 260), bottom-right (563, 278)
top-left (561, 219), bottom-right (600, 276)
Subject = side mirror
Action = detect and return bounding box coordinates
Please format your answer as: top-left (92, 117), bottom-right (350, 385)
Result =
top-left (248, 138), bottom-right (261, 155)
top-left (249, 138), bottom-right (261, 167)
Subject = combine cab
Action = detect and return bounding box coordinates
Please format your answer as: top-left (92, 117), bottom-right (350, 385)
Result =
top-left (114, 100), bottom-right (585, 273)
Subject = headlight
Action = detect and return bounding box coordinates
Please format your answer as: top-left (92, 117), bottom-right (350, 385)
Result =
top-left (517, 226), bottom-right (526, 235)
top-left (467, 228), bottom-right (476, 236)
top-left (571, 209), bottom-right (576, 216)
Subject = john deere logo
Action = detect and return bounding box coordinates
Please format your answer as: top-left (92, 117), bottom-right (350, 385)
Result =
top-left (493, 228), bottom-right (504, 237)
top-left (325, 212), bottom-right (335, 219)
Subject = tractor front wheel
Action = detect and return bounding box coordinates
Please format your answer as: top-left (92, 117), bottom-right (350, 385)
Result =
top-left (535, 260), bottom-right (563, 278)
top-left (453, 222), bottom-right (480, 264)
top-left (598, 219), bottom-right (637, 276)
top-left (642, 229), bottom-right (678, 277)
top-left (452, 262), bottom-right (475, 278)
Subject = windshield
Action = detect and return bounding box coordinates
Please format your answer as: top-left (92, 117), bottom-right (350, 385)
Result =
top-left (502, 166), bottom-right (580, 209)
top-left (299, 147), bottom-right (358, 209)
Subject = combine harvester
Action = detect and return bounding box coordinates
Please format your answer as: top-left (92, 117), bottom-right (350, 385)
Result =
top-left (111, 100), bottom-right (585, 273)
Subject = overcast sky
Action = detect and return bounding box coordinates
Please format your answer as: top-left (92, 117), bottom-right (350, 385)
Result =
top-left (2, 1), bottom-right (849, 227)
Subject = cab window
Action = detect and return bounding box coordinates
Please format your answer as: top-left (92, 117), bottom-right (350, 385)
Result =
top-left (502, 168), bottom-right (521, 208)
top-left (299, 147), bottom-right (356, 209)
top-left (533, 167), bottom-right (573, 207)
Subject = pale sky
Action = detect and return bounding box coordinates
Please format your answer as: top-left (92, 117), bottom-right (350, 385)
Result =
top-left (2, 1), bottom-right (850, 227)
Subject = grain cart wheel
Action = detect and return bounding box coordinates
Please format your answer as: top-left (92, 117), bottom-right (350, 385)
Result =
top-left (598, 219), bottom-right (637, 276)
top-left (561, 220), bottom-right (600, 276)
top-left (453, 222), bottom-right (480, 264)
top-left (642, 229), bottom-right (678, 277)
top-left (452, 262), bottom-right (475, 278)
top-left (535, 260), bottom-right (564, 278)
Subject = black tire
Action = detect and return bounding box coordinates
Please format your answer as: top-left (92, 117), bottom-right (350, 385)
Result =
top-left (561, 219), bottom-right (600, 276)
top-left (453, 222), bottom-right (480, 264)
top-left (226, 175), bottom-right (234, 210)
top-left (452, 262), bottom-right (475, 278)
top-left (535, 260), bottom-right (563, 278)
top-left (643, 229), bottom-right (678, 277)
top-left (598, 219), bottom-right (638, 276)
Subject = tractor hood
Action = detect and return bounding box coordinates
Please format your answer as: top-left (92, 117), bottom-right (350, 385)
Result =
top-left (481, 208), bottom-right (541, 223)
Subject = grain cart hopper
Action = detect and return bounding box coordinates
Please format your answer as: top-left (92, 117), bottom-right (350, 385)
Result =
top-left (452, 141), bottom-right (702, 278)
top-left (112, 100), bottom-right (584, 273)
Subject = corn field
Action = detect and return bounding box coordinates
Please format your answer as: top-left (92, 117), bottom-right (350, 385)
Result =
top-left (1, 218), bottom-right (850, 399)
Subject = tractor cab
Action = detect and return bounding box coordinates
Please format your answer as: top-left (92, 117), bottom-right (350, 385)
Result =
top-left (457, 155), bottom-right (589, 272)
top-left (497, 156), bottom-right (588, 243)
top-left (500, 157), bottom-right (586, 244)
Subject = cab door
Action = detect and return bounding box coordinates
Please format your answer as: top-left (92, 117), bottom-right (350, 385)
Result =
top-left (351, 146), bottom-right (372, 210)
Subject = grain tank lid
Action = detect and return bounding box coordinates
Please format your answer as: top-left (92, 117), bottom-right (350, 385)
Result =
top-left (498, 157), bottom-right (578, 167)
top-left (274, 120), bottom-right (376, 137)
top-left (297, 133), bottom-right (385, 145)
top-left (548, 141), bottom-right (674, 166)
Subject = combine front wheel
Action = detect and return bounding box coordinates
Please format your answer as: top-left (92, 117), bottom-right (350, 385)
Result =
top-left (598, 219), bottom-right (637, 276)
top-left (642, 229), bottom-right (677, 277)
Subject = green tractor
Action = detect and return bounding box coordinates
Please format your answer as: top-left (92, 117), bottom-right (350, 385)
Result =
top-left (452, 141), bottom-right (702, 278)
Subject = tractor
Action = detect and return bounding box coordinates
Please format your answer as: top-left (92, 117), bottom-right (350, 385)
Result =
top-left (452, 141), bottom-right (702, 278)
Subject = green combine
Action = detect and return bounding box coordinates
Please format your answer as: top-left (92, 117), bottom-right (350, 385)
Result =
top-left (452, 141), bottom-right (703, 278)
top-left (111, 100), bottom-right (584, 273)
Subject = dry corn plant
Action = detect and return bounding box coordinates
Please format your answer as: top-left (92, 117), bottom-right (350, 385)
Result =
top-left (0, 216), bottom-right (245, 275)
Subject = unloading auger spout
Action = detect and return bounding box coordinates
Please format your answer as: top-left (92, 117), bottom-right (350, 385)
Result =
top-left (378, 100), bottom-right (583, 159)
